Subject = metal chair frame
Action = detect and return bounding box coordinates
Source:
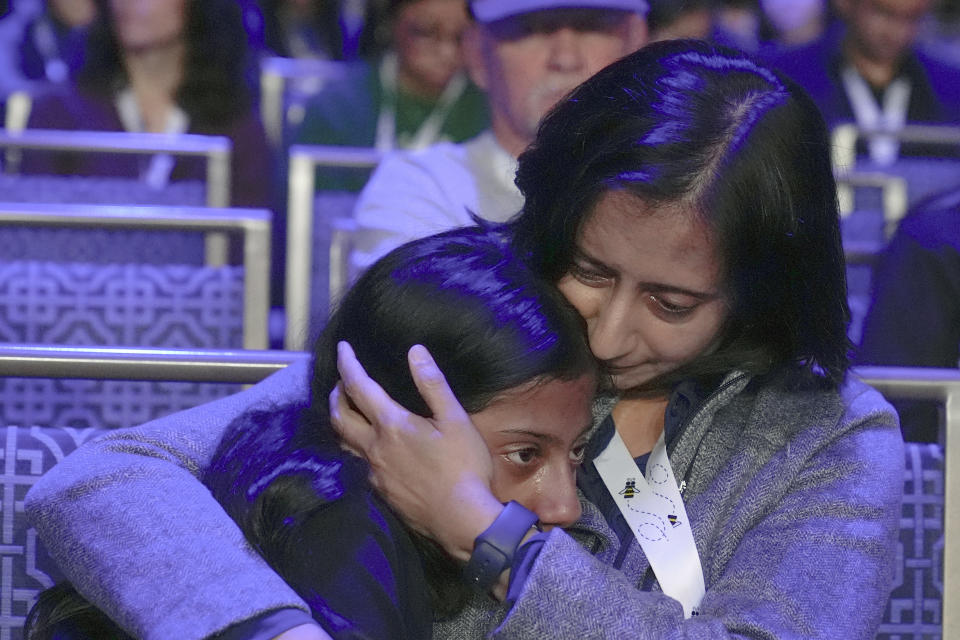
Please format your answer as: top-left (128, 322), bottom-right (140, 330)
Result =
top-left (259, 56), bottom-right (351, 149)
top-left (285, 144), bottom-right (381, 350)
top-left (834, 170), bottom-right (909, 264)
top-left (0, 129), bottom-right (232, 208)
top-left (0, 202), bottom-right (272, 349)
top-left (832, 123), bottom-right (960, 171)
top-left (0, 344), bottom-right (307, 383)
top-left (856, 365), bottom-right (959, 638)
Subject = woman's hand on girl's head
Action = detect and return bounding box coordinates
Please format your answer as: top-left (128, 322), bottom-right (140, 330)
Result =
top-left (330, 341), bottom-right (504, 561)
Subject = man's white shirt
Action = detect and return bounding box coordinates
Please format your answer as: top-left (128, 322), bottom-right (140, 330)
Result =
top-left (351, 130), bottom-right (524, 272)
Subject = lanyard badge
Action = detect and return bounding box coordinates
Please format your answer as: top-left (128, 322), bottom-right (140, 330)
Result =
top-left (841, 66), bottom-right (911, 166)
top-left (594, 428), bottom-right (705, 617)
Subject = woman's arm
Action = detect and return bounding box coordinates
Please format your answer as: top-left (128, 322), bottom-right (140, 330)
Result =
top-left (205, 404), bottom-right (434, 640)
top-left (494, 389), bottom-right (903, 638)
top-left (24, 360), bottom-right (315, 640)
top-left (334, 343), bottom-right (904, 639)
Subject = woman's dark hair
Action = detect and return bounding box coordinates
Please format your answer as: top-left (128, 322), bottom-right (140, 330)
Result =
top-left (26, 226), bottom-right (596, 639)
top-left (511, 38), bottom-right (849, 389)
top-left (79, 0), bottom-right (254, 128)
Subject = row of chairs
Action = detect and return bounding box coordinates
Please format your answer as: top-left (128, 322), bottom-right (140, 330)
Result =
top-left (0, 127), bottom-right (268, 432)
top-left (0, 346), bottom-right (950, 639)
top-left (4, 110), bottom-right (958, 352)
top-left (830, 124), bottom-right (960, 345)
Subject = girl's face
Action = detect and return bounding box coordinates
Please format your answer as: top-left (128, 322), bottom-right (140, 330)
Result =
top-left (557, 190), bottom-right (729, 391)
top-left (470, 374), bottom-right (595, 530)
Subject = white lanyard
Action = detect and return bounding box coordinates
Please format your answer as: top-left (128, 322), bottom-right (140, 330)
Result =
top-left (842, 66), bottom-right (911, 166)
top-left (374, 53), bottom-right (468, 151)
top-left (594, 427), bottom-right (705, 617)
top-left (115, 89), bottom-right (189, 189)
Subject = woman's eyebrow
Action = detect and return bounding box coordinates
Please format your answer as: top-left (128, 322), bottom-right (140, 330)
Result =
top-left (571, 249), bottom-right (614, 273)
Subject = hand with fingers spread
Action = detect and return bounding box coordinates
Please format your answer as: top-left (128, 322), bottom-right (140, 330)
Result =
top-left (331, 341), bottom-right (504, 561)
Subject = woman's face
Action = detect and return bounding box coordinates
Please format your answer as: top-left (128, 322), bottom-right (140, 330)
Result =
top-left (557, 190), bottom-right (728, 391)
top-left (111, 0), bottom-right (187, 53)
top-left (469, 374), bottom-right (595, 530)
top-left (393, 0), bottom-right (469, 95)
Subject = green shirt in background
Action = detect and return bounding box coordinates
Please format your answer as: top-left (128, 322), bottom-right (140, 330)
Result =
top-left (294, 58), bottom-right (489, 192)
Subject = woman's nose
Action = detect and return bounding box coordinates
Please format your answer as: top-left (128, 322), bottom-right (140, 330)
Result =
top-left (588, 291), bottom-right (640, 363)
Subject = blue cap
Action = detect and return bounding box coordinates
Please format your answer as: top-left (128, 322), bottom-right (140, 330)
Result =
top-left (471, 0), bottom-right (649, 23)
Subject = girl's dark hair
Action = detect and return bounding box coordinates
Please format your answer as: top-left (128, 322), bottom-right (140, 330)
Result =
top-left (79, 0), bottom-right (254, 128)
top-left (310, 224), bottom-right (597, 420)
top-left (218, 225), bottom-right (597, 624)
top-left (26, 226), bottom-right (596, 639)
top-left (511, 38), bottom-right (849, 390)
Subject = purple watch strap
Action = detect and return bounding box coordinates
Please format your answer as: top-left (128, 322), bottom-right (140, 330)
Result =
top-left (463, 500), bottom-right (539, 590)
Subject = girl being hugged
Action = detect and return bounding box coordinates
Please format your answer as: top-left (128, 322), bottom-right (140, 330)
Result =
top-left (27, 225), bottom-right (598, 640)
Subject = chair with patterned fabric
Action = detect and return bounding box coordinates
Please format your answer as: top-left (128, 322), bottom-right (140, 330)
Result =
top-left (0, 203), bottom-right (272, 431)
top-left (259, 56), bottom-right (350, 151)
top-left (0, 129), bottom-right (231, 207)
top-left (832, 123), bottom-right (960, 219)
top-left (834, 171), bottom-right (909, 345)
top-left (0, 129), bottom-right (234, 268)
top-left (0, 345), bottom-right (307, 640)
top-left (877, 442), bottom-right (945, 639)
top-left (856, 366), bottom-right (960, 640)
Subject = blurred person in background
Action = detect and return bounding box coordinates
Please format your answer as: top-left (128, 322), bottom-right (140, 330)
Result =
top-left (647, 0), bottom-right (714, 42)
top-left (22, 0), bottom-right (274, 209)
top-left (293, 0), bottom-right (489, 191)
top-left (759, 0), bottom-right (831, 50)
top-left (857, 185), bottom-right (960, 443)
top-left (647, 0), bottom-right (831, 53)
top-left (766, 0), bottom-right (960, 164)
top-left (256, 0), bottom-right (385, 61)
top-left (350, 0), bottom-right (649, 270)
top-left (712, 0), bottom-right (760, 52)
top-left (916, 0), bottom-right (960, 65)
top-left (16, 0), bottom-right (97, 86)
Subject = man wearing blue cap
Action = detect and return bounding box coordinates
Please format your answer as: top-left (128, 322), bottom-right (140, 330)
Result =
top-left (349, 0), bottom-right (649, 271)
